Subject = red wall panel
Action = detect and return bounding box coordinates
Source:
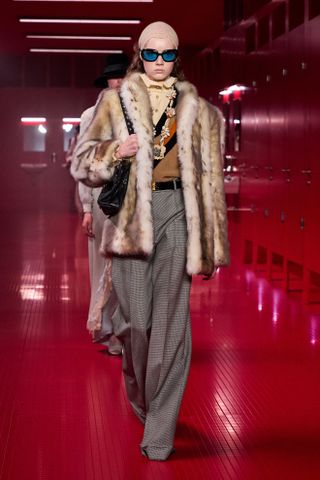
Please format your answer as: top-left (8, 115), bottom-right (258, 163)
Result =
top-left (214, 7), bottom-right (320, 292)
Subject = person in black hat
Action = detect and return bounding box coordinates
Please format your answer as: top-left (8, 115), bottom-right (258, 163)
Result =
top-left (77, 52), bottom-right (130, 355)
top-left (94, 52), bottom-right (129, 89)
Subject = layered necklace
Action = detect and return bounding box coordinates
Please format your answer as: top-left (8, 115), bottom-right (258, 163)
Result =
top-left (153, 86), bottom-right (177, 161)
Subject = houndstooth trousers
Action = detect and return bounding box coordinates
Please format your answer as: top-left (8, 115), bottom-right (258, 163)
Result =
top-left (111, 189), bottom-right (192, 461)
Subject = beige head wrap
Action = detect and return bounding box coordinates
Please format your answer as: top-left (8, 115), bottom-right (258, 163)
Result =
top-left (138, 21), bottom-right (179, 49)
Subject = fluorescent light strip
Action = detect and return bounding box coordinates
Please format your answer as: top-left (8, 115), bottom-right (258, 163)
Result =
top-left (21, 117), bottom-right (46, 123)
top-left (30, 48), bottom-right (123, 53)
top-left (63, 118), bottom-right (81, 123)
top-left (27, 35), bottom-right (132, 40)
top-left (15, 0), bottom-right (152, 2)
top-left (20, 18), bottom-right (141, 24)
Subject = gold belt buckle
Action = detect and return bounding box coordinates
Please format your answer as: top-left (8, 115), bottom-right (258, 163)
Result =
top-left (152, 181), bottom-right (156, 191)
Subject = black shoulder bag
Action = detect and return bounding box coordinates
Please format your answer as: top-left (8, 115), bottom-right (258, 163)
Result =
top-left (97, 95), bottom-right (134, 217)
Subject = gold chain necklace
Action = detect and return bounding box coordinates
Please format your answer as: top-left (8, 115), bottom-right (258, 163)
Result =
top-left (153, 87), bottom-right (177, 161)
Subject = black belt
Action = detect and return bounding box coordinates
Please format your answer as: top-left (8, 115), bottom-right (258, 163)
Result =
top-left (152, 179), bottom-right (182, 191)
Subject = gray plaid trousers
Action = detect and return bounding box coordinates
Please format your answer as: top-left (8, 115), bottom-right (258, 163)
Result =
top-left (112, 189), bottom-right (192, 460)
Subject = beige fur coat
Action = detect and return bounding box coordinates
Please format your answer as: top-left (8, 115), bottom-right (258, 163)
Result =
top-left (72, 73), bottom-right (229, 276)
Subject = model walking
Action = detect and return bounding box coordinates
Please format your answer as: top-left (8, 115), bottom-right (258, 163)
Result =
top-left (72, 21), bottom-right (229, 461)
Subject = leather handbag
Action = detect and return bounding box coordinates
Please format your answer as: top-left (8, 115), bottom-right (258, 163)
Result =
top-left (97, 95), bottom-right (134, 217)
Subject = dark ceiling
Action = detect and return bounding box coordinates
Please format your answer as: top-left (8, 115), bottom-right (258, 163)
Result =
top-left (2, 0), bottom-right (224, 56)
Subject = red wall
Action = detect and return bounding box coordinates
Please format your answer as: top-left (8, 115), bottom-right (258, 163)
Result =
top-left (0, 87), bottom-right (99, 212)
top-left (211, 2), bottom-right (320, 298)
top-left (0, 52), bottom-right (114, 212)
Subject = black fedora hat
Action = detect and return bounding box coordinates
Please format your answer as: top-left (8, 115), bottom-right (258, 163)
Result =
top-left (94, 53), bottom-right (130, 87)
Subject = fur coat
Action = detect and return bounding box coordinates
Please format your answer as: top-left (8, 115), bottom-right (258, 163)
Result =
top-left (71, 73), bottom-right (229, 276)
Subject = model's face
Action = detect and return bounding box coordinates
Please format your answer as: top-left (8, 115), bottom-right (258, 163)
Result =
top-left (108, 77), bottom-right (123, 91)
top-left (141, 37), bottom-right (176, 82)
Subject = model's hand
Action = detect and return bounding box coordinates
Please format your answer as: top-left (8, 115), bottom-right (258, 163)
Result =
top-left (82, 213), bottom-right (95, 238)
top-left (117, 134), bottom-right (139, 158)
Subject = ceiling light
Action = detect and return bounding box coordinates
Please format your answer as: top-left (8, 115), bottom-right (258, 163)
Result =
top-left (38, 125), bottom-right (47, 134)
top-left (27, 35), bottom-right (132, 40)
top-left (30, 48), bottom-right (123, 53)
top-left (21, 117), bottom-right (47, 123)
top-left (15, 0), bottom-right (151, 2)
top-left (62, 124), bottom-right (73, 133)
top-left (63, 118), bottom-right (81, 123)
top-left (20, 18), bottom-right (141, 25)
top-left (219, 84), bottom-right (247, 95)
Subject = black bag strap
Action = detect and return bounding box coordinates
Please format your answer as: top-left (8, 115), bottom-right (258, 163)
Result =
top-left (119, 94), bottom-right (135, 135)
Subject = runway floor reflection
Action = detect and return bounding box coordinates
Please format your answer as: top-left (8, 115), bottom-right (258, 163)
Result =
top-left (0, 211), bottom-right (320, 479)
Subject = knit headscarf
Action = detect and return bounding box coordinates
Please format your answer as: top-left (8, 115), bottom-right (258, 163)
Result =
top-left (138, 21), bottom-right (179, 49)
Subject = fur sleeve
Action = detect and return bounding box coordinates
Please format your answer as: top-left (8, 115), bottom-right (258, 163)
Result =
top-left (71, 90), bottom-right (120, 187)
top-left (78, 182), bottom-right (93, 213)
top-left (214, 106), bottom-right (226, 160)
top-left (208, 103), bottom-right (230, 266)
top-left (79, 106), bottom-right (95, 135)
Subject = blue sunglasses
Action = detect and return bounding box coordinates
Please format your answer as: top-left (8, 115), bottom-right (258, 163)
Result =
top-left (140, 49), bottom-right (178, 62)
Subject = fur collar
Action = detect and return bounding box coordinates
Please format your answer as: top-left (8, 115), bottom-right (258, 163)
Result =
top-left (120, 72), bottom-right (200, 141)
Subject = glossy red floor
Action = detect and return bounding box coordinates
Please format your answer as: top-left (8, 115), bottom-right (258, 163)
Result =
top-left (1, 210), bottom-right (320, 480)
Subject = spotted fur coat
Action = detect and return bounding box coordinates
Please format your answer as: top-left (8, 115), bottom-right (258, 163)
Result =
top-left (71, 73), bottom-right (229, 276)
